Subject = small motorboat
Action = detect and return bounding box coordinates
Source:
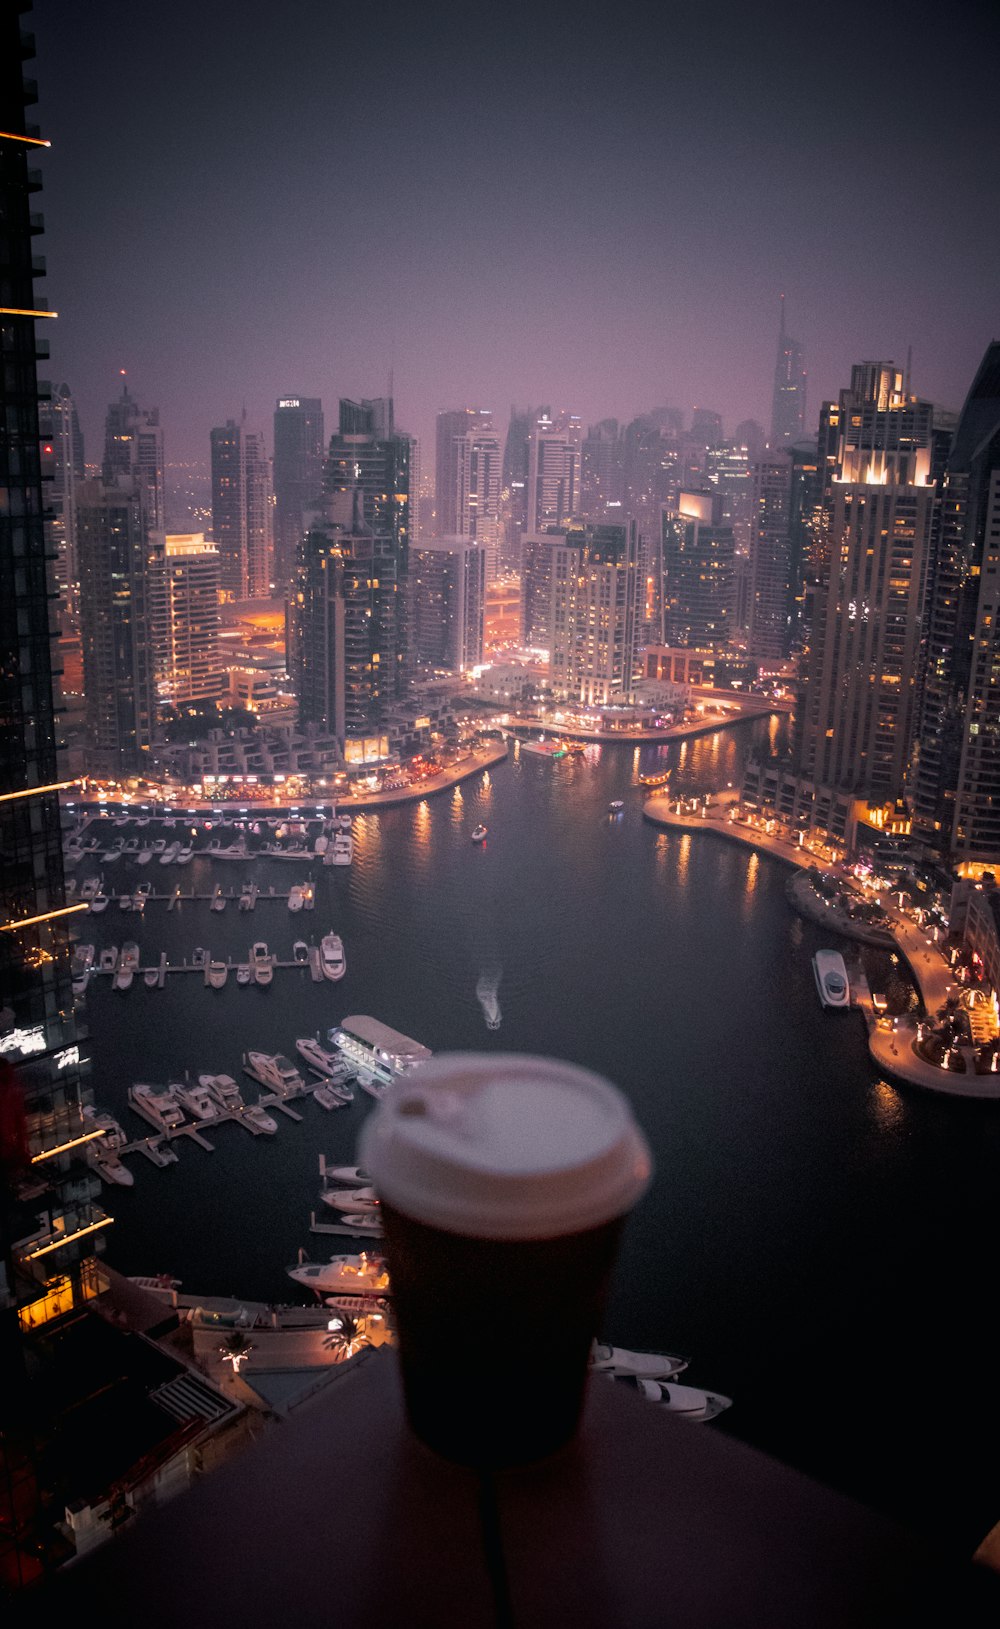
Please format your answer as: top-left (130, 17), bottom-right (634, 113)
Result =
top-left (288, 884), bottom-right (304, 912)
top-left (338, 1213), bottom-right (384, 1236)
top-left (207, 959), bottom-right (228, 989)
top-left (813, 949), bottom-right (850, 1010)
top-left (323, 1186), bottom-right (379, 1213)
top-left (90, 893), bottom-right (109, 914)
top-left (613, 1374), bottom-right (732, 1422)
top-left (99, 947), bottom-right (117, 973)
top-left (313, 1084), bottom-right (349, 1111)
top-left (236, 964), bottom-right (252, 986)
top-left (242, 1101), bottom-right (278, 1135)
top-left (118, 893), bottom-right (132, 911)
top-left (323, 1165), bottom-right (372, 1186)
top-left (608, 800), bottom-right (625, 812)
top-left (251, 942), bottom-right (273, 986)
top-left (143, 967), bottom-right (160, 988)
top-left (589, 1341), bottom-right (688, 1380)
top-left (293, 941), bottom-right (310, 964)
top-left (210, 889), bottom-right (227, 912)
top-left (192, 946), bottom-right (208, 969)
top-left (471, 824), bottom-right (488, 843)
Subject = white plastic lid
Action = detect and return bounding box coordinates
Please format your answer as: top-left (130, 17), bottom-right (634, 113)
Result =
top-left (358, 1052), bottom-right (653, 1240)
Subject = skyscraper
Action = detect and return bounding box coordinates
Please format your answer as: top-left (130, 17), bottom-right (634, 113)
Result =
top-left (412, 536), bottom-right (487, 674)
top-left (1, 14), bottom-right (104, 1588)
top-left (148, 533), bottom-right (223, 709)
top-left (526, 411), bottom-right (580, 534)
top-left (770, 296), bottom-right (807, 446)
top-left (661, 490), bottom-right (735, 649)
top-left (210, 416), bottom-right (273, 600)
top-left (916, 343), bottom-right (1000, 866)
top-left (747, 451), bottom-right (793, 660)
top-left (102, 382), bottom-right (165, 529)
top-left (794, 363), bottom-right (935, 806)
top-left (76, 479), bottom-right (156, 772)
top-left (434, 409), bottom-right (502, 579)
top-left (272, 396), bottom-right (324, 593)
top-left (548, 521), bottom-right (639, 705)
top-left (40, 382), bottom-right (84, 622)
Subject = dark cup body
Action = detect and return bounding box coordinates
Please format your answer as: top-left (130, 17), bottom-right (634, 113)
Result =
top-left (380, 1201), bottom-right (624, 1467)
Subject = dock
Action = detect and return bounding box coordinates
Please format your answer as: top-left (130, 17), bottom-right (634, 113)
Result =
top-left (310, 1210), bottom-right (385, 1240)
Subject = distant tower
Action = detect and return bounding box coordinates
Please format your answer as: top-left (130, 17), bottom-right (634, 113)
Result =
top-left (526, 411), bottom-right (580, 533)
top-left (148, 532), bottom-right (223, 708)
top-left (661, 490), bottom-right (735, 649)
top-left (548, 521), bottom-right (639, 705)
top-left (210, 417), bottom-right (273, 601)
top-left (272, 396), bottom-right (324, 594)
top-left (41, 382), bottom-right (85, 620)
top-left (770, 296), bottom-right (807, 445)
top-left (412, 536), bottom-right (487, 673)
top-left (103, 382), bottom-right (165, 528)
top-left (77, 479), bottom-right (156, 772)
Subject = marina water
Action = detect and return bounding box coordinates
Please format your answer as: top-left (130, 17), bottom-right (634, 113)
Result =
top-left (78, 719), bottom-right (1000, 1554)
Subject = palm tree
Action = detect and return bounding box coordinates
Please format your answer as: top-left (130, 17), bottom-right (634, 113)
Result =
top-left (219, 1330), bottom-right (255, 1373)
top-left (323, 1314), bottom-right (364, 1358)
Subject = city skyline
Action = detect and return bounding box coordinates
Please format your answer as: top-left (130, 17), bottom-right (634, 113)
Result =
top-left (29, 0), bottom-right (1000, 463)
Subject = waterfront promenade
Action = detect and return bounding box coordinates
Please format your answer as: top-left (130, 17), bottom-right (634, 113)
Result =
top-left (506, 692), bottom-right (785, 746)
top-left (642, 792), bottom-right (1000, 1101)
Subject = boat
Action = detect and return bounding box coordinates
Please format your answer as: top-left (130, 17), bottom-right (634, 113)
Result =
top-left (323, 1164), bottom-right (372, 1186)
top-left (286, 1252), bottom-right (390, 1298)
top-left (330, 832), bottom-right (353, 865)
top-left (338, 1213), bottom-right (384, 1236)
top-left (124, 837), bottom-right (139, 853)
top-left (159, 841), bottom-right (180, 865)
top-left (358, 1074), bottom-right (390, 1101)
top-left (293, 940), bottom-right (309, 964)
top-left (471, 824), bottom-right (488, 843)
top-left (192, 946), bottom-right (208, 969)
top-left (238, 881), bottom-right (255, 909)
top-left (614, 1374), bottom-right (732, 1422)
top-left (638, 768), bottom-right (672, 789)
top-left (173, 1080), bottom-right (218, 1122)
top-left (320, 932), bottom-right (346, 981)
top-left (201, 1072), bottom-right (244, 1113)
top-left (137, 846), bottom-right (153, 865)
top-left (121, 941), bottom-right (140, 970)
top-left (75, 943), bottom-right (95, 971)
top-left (288, 884), bottom-right (304, 912)
top-left (242, 1100), bottom-right (278, 1135)
top-left (151, 838), bottom-right (166, 854)
top-left (175, 845), bottom-right (193, 865)
top-left (313, 834), bottom-right (329, 856)
top-left (135, 879), bottom-right (152, 899)
top-left (99, 947), bottom-right (117, 972)
top-left (236, 964), bottom-right (252, 985)
top-left (296, 1036), bottom-right (342, 1076)
top-left (251, 941), bottom-right (273, 986)
top-left (813, 949), bottom-right (850, 1010)
top-left (90, 893), bottom-right (109, 914)
top-left (207, 959), bottom-right (228, 989)
top-left (246, 1051), bottom-right (304, 1096)
top-left (313, 1084), bottom-right (349, 1111)
top-left (131, 892), bottom-right (145, 913)
top-left (79, 877), bottom-right (99, 902)
top-left (118, 893), bottom-right (132, 911)
top-left (210, 888), bottom-right (227, 912)
top-left (608, 800), bottom-right (625, 812)
top-left (589, 1341), bottom-right (688, 1380)
top-left (322, 1186), bottom-right (379, 1213)
top-left (143, 967), bottom-right (160, 988)
top-left (128, 1082), bottom-right (187, 1132)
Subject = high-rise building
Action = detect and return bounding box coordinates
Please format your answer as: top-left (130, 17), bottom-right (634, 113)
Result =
top-left (1, 16), bottom-right (105, 1590)
top-left (149, 533), bottom-right (223, 708)
top-left (435, 410), bottom-right (502, 579)
top-left (76, 479), bottom-right (156, 773)
top-left (794, 362), bottom-right (935, 806)
top-left (521, 527), bottom-right (566, 649)
top-left (210, 416), bottom-right (273, 600)
top-left (102, 382), bottom-right (165, 529)
top-left (525, 412), bottom-right (580, 533)
top-left (272, 396), bottom-right (324, 594)
top-left (500, 405), bottom-right (533, 573)
top-left (580, 419), bottom-right (623, 520)
top-left (412, 536), bottom-right (486, 674)
top-left (770, 296), bottom-right (807, 445)
top-left (549, 521), bottom-right (639, 705)
top-left (39, 382), bottom-right (84, 621)
top-left (690, 407), bottom-right (723, 450)
top-left (661, 490), bottom-right (735, 649)
top-left (747, 451), bottom-right (793, 660)
top-left (915, 343), bottom-right (1000, 866)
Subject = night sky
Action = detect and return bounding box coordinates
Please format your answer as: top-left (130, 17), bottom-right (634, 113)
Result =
top-left (31, 0), bottom-right (1000, 464)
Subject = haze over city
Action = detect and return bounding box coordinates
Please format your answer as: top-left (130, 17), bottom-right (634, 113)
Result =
top-left (33, 0), bottom-right (1000, 459)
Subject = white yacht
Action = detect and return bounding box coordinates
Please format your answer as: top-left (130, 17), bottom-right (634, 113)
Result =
top-left (207, 959), bottom-right (228, 989)
top-left (615, 1374), bottom-right (732, 1422)
top-left (159, 841), bottom-right (180, 865)
top-left (129, 1082), bottom-right (187, 1132)
top-left (90, 893), bottom-right (109, 914)
top-left (589, 1341), bottom-right (688, 1380)
top-left (471, 824), bottom-right (488, 843)
top-left (296, 1036), bottom-right (342, 1076)
top-left (313, 1083), bottom-right (349, 1111)
top-left (236, 963), bottom-right (252, 985)
top-left (151, 838), bottom-right (167, 854)
top-left (320, 932), bottom-right (346, 981)
top-left (330, 832), bottom-right (353, 865)
top-left (323, 1164), bottom-right (372, 1186)
top-left (173, 1080), bottom-right (218, 1122)
top-left (75, 943), bottom-right (95, 971)
top-left (144, 967), bottom-right (160, 988)
top-left (99, 946), bottom-right (117, 972)
top-left (286, 1253), bottom-right (390, 1298)
top-left (202, 1072), bottom-right (244, 1113)
top-left (137, 846), bottom-right (153, 865)
top-left (293, 940), bottom-right (310, 963)
top-left (210, 888), bottom-right (227, 912)
top-left (118, 893), bottom-right (132, 911)
top-left (243, 1100), bottom-right (278, 1135)
top-left (813, 949), bottom-right (850, 1011)
top-left (79, 877), bottom-right (100, 902)
top-left (288, 884), bottom-right (304, 912)
top-left (238, 882), bottom-right (255, 909)
top-left (251, 941), bottom-right (273, 986)
top-left (246, 1051), bottom-right (304, 1096)
top-left (322, 1186), bottom-right (379, 1213)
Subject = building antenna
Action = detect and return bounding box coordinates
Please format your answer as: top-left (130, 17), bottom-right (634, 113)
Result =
top-left (904, 344), bottom-right (912, 399)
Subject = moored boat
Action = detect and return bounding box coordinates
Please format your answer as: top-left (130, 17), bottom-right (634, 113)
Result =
top-left (320, 932), bottom-right (346, 981)
top-left (471, 824), bottom-right (488, 843)
top-left (813, 949), bottom-right (850, 1010)
top-left (207, 959), bottom-right (228, 989)
top-left (251, 941), bottom-right (273, 986)
top-left (128, 1082), bottom-right (187, 1132)
top-left (287, 1252), bottom-right (390, 1298)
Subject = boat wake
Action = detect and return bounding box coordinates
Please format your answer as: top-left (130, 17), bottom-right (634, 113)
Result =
top-left (476, 965), bottom-right (502, 1030)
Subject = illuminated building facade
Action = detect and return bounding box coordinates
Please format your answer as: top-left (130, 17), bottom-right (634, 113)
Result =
top-left (1, 12), bottom-right (105, 1589)
top-left (526, 412), bottom-right (580, 533)
top-left (549, 520), bottom-right (639, 705)
top-left (272, 395), bottom-right (324, 594)
top-left (210, 416), bottom-right (273, 600)
top-left (39, 381), bottom-right (84, 624)
top-left (661, 489), bottom-right (735, 649)
top-left (76, 479), bottom-right (156, 772)
top-left (323, 397), bottom-right (413, 718)
top-left (794, 362), bottom-right (935, 805)
top-left (747, 450), bottom-right (793, 660)
top-left (412, 536), bottom-right (486, 674)
top-left (770, 295), bottom-right (807, 445)
top-left (149, 532), bottom-right (223, 707)
top-left (102, 382), bottom-right (165, 530)
top-left (521, 526), bottom-right (565, 648)
top-left (296, 490), bottom-right (383, 749)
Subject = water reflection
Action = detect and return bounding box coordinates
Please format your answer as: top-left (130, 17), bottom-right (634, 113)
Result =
top-left (869, 1077), bottom-right (907, 1134)
top-left (743, 851), bottom-right (759, 904)
top-left (676, 832), bottom-right (691, 886)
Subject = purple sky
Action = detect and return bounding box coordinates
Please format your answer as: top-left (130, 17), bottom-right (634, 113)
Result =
top-left (32, 0), bottom-right (1000, 465)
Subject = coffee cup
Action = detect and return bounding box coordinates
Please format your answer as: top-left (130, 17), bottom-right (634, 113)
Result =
top-left (358, 1052), bottom-right (652, 1467)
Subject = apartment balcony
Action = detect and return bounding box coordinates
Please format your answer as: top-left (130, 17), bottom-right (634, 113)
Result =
top-left (54, 1346), bottom-right (1000, 1625)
